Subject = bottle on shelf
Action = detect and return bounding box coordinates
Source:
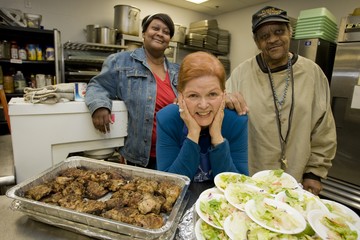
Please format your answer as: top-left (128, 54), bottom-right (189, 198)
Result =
top-left (3, 75), bottom-right (14, 93)
top-left (30, 74), bottom-right (36, 88)
top-left (10, 41), bottom-right (19, 59)
top-left (13, 70), bottom-right (26, 93)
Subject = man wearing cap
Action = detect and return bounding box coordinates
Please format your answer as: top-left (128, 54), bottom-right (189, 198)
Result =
top-left (226, 6), bottom-right (337, 195)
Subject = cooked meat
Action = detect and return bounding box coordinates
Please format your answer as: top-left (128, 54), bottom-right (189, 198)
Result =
top-left (55, 176), bottom-right (74, 185)
top-left (120, 181), bottom-right (137, 191)
top-left (75, 199), bottom-right (106, 215)
top-left (102, 207), bottom-right (139, 225)
top-left (126, 190), bottom-right (144, 209)
top-left (25, 184), bottom-right (52, 201)
top-left (58, 194), bottom-right (83, 210)
top-left (134, 213), bottom-right (164, 229)
top-left (60, 168), bottom-right (87, 178)
top-left (138, 192), bottom-right (162, 215)
top-left (136, 178), bottom-right (159, 194)
top-left (41, 192), bottom-right (64, 205)
top-left (157, 181), bottom-right (181, 213)
top-left (85, 181), bottom-right (108, 199)
top-left (62, 180), bottom-right (85, 196)
top-left (107, 178), bottom-right (126, 192)
top-left (105, 197), bottom-right (127, 210)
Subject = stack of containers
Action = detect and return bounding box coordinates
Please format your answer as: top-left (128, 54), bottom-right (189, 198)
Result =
top-left (294, 7), bottom-right (338, 42)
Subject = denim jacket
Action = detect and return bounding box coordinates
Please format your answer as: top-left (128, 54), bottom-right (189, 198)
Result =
top-left (85, 47), bottom-right (179, 166)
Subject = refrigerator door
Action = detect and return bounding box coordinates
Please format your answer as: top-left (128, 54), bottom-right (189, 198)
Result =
top-left (290, 38), bottom-right (336, 82)
top-left (322, 41), bottom-right (360, 210)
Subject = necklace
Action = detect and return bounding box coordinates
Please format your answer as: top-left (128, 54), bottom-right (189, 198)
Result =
top-left (265, 55), bottom-right (295, 169)
top-left (268, 58), bottom-right (291, 113)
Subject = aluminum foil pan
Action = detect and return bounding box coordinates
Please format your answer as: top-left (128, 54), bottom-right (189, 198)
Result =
top-left (6, 156), bottom-right (191, 239)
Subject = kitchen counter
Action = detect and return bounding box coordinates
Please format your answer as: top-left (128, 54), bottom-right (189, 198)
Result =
top-left (0, 181), bottom-right (214, 240)
top-left (0, 195), bottom-right (91, 240)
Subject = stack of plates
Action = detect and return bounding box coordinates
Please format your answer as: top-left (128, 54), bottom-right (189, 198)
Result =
top-left (294, 7), bottom-right (338, 42)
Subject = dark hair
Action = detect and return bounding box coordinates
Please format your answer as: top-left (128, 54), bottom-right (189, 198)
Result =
top-left (177, 51), bottom-right (226, 92)
top-left (141, 13), bottom-right (175, 38)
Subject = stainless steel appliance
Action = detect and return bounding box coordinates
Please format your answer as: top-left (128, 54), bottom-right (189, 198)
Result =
top-left (321, 15), bottom-right (360, 210)
top-left (290, 38), bottom-right (337, 82)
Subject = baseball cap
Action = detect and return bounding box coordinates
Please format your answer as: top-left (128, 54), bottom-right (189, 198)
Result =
top-left (252, 6), bottom-right (290, 33)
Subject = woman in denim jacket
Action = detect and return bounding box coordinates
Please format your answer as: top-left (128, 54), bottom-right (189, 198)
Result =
top-left (85, 13), bottom-right (178, 169)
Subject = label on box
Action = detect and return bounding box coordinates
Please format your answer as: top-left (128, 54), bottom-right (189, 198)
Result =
top-left (74, 82), bottom-right (87, 101)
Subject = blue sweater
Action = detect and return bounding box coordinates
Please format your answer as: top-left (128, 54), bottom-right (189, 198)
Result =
top-left (156, 103), bottom-right (249, 181)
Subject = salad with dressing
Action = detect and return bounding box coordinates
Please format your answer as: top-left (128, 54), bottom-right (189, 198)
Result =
top-left (320, 215), bottom-right (358, 240)
top-left (224, 211), bottom-right (320, 240)
top-left (196, 193), bottom-right (236, 229)
top-left (252, 169), bottom-right (300, 195)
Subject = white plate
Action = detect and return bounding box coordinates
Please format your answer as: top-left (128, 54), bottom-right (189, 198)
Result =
top-left (223, 211), bottom-right (252, 240)
top-left (321, 199), bottom-right (360, 229)
top-left (252, 170), bottom-right (300, 194)
top-left (195, 218), bottom-right (229, 240)
top-left (275, 189), bottom-right (329, 219)
top-left (307, 209), bottom-right (360, 240)
top-left (224, 183), bottom-right (268, 211)
top-left (214, 172), bottom-right (254, 192)
top-left (245, 198), bottom-right (307, 234)
top-left (199, 187), bottom-right (223, 199)
top-left (195, 193), bottom-right (236, 230)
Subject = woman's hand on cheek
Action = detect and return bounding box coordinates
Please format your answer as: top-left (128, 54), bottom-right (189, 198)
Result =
top-left (179, 94), bottom-right (201, 143)
top-left (209, 95), bottom-right (225, 146)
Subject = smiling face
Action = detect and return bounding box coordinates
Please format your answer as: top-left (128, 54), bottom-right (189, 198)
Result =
top-left (254, 22), bottom-right (291, 68)
top-left (182, 75), bottom-right (224, 128)
top-left (142, 19), bottom-right (171, 53)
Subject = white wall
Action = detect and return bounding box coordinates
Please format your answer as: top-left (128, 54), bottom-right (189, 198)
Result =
top-left (1, 0), bottom-right (359, 70)
top-left (216, 0), bottom-right (360, 70)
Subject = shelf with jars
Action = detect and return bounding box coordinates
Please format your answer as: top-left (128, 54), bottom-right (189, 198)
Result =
top-left (0, 25), bottom-right (61, 97)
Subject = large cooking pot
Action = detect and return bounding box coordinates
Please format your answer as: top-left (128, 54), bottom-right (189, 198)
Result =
top-left (94, 27), bottom-right (116, 45)
top-left (86, 24), bottom-right (100, 42)
top-left (172, 24), bottom-right (187, 44)
top-left (114, 5), bottom-right (141, 36)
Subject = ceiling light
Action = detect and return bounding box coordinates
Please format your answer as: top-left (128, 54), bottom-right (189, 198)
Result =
top-left (186, 0), bottom-right (209, 4)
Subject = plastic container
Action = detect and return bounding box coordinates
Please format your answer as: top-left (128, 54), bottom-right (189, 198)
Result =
top-left (24, 13), bottom-right (42, 28)
top-left (13, 71), bottom-right (26, 93)
top-left (298, 7), bottom-right (337, 24)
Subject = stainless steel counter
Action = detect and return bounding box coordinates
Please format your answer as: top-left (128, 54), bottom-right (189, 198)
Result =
top-left (0, 195), bottom-right (91, 240)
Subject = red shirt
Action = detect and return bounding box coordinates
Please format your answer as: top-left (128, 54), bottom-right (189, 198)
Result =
top-left (150, 72), bottom-right (176, 158)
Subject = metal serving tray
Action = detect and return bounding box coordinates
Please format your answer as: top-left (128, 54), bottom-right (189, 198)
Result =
top-left (6, 156), bottom-right (191, 239)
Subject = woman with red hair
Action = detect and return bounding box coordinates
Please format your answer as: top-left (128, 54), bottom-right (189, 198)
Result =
top-left (156, 51), bottom-right (248, 182)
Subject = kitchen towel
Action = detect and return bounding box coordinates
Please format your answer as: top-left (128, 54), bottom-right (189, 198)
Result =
top-left (23, 83), bottom-right (75, 104)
